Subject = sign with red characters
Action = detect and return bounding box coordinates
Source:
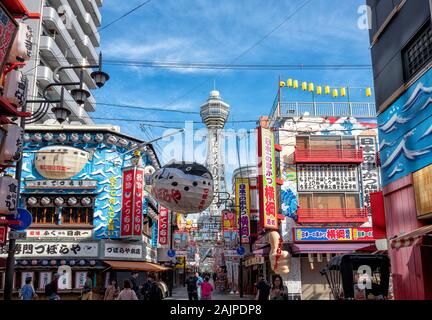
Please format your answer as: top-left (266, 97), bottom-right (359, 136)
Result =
top-left (257, 126), bottom-right (278, 230)
top-left (120, 167), bottom-right (144, 239)
top-left (158, 205), bottom-right (169, 247)
top-left (0, 225), bottom-right (7, 245)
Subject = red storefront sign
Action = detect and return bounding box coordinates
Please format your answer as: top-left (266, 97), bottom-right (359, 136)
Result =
top-left (120, 167), bottom-right (144, 239)
top-left (0, 225), bottom-right (7, 245)
top-left (222, 210), bottom-right (237, 231)
top-left (0, 3), bottom-right (18, 75)
top-left (158, 205), bottom-right (169, 246)
top-left (257, 126), bottom-right (278, 230)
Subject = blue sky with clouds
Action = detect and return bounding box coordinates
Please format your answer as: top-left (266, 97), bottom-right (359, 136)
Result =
top-left (92, 0), bottom-right (374, 186)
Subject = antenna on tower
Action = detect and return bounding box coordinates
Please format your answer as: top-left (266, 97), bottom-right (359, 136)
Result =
top-left (213, 80), bottom-right (216, 91)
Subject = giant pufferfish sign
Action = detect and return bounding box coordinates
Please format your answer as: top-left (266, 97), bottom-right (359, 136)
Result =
top-left (150, 162), bottom-right (214, 214)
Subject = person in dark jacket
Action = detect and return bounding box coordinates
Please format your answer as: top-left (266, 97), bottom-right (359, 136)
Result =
top-left (185, 272), bottom-right (198, 300)
top-left (129, 272), bottom-right (141, 299)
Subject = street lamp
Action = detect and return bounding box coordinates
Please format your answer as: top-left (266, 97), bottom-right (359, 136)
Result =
top-left (3, 53), bottom-right (110, 301)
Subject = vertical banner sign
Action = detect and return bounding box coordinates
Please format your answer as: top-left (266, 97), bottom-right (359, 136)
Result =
top-left (235, 179), bottom-right (250, 244)
top-left (120, 168), bottom-right (134, 237)
top-left (257, 127), bottom-right (278, 230)
top-left (0, 4), bottom-right (18, 75)
top-left (121, 167), bottom-right (144, 239)
top-left (358, 136), bottom-right (380, 215)
top-left (158, 205), bottom-right (169, 247)
top-left (133, 168), bottom-right (144, 237)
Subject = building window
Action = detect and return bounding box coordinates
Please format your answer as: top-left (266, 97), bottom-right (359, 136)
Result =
top-left (61, 208), bottom-right (93, 225)
top-left (299, 193), bottom-right (360, 209)
top-left (30, 207), bottom-right (58, 224)
top-left (403, 21), bottom-right (432, 80)
top-left (296, 136), bottom-right (357, 150)
top-left (28, 207), bottom-right (93, 225)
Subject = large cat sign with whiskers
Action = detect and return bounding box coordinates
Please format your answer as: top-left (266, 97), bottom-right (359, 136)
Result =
top-left (150, 161), bottom-right (214, 214)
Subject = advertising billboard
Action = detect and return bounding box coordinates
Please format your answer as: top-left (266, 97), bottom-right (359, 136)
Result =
top-left (235, 178), bottom-right (250, 244)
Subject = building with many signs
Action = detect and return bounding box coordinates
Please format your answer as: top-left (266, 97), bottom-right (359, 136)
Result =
top-left (253, 83), bottom-right (382, 300)
top-left (0, 125), bottom-right (168, 298)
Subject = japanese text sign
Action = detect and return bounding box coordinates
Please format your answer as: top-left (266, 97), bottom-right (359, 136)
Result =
top-left (294, 227), bottom-right (374, 242)
top-left (235, 179), bottom-right (250, 244)
top-left (158, 205), bottom-right (169, 247)
top-left (257, 127), bottom-right (278, 230)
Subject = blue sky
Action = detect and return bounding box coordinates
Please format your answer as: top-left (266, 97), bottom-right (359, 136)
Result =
top-left (92, 0), bottom-right (375, 187)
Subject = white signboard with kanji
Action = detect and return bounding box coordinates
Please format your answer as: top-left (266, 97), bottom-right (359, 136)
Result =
top-left (75, 271), bottom-right (87, 289)
top-left (103, 242), bottom-right (143, 260)
top-left (26, 229), bottom-right (92, 239)
top-left (38, 272), bottom-right (52, 290)
top-left (0, 242), bottom-right (99, 258)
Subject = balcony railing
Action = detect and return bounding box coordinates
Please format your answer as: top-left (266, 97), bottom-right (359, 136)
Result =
top-left (294, 148), bottom-right (364, 163)
top-left (280, 102), bottom-right (376, 118)
top-left (297, 208), bottom-right (369, 223)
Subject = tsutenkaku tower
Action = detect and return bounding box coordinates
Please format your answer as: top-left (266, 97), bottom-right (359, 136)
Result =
top-left (200, 90), bottom-right (230, 220)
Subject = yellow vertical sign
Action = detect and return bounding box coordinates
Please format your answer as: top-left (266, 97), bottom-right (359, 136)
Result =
top-left (235, 178), bottom-right (250, 244)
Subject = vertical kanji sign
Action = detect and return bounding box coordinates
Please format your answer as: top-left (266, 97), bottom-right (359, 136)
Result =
top-left (235, 178), bottom-right (250, 243)
top-left (158, 205), bottom-right (169, 247)
top-left (120, 167), bottom-right (144, 239)
top-left (133, 168), bottom-right (144, 237)
top-left (257, 126), bottom-right (278, 230)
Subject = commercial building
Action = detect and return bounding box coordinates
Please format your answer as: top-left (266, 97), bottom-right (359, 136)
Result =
top-left (21, 0), bottom-right (103, 124)
top-left (0, 125), bottom-right (169, 299)
top-left (367, 0), bottom-right (432, 299)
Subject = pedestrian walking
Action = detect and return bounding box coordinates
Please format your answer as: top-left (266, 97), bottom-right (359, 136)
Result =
top-left (196, 272), bottom-right (203, 300)
top-left (45, 273), bottom-right (60, 300)
top-left (270, 275), bottom-right (288, 300)
top-left (129, 271), bottom-right (141, 299)
top-left (116, 279), bottom-right (138, 300)
top-left (81, 274), bottom-right (93, 300)
top-left (255, 274), bottom-right (271, 301)
top-left (185, 272), bottom-right (198, 300)
top-left (19, 277), bottom-right (37, 300)
top-left (104, 279), bottom-right (119, 300)
top-left (201, 276), bottom-right (213, 300)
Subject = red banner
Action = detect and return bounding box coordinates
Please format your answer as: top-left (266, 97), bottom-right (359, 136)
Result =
top-left (133, 168), bottom-right (144, 237)
top-left (120, 168), bottom-right (135, 237)
top-left (0, 4), bottom-right (18, 75)
top-left (222, 210), bottom-right (236, 231)
top-left (158, 205), bottom-right (169, 246)
top-left (121, 167), bottom-right (144, 238)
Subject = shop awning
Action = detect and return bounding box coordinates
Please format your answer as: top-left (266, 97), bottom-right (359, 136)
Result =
top-left (104, 260), bottom-right (170, 272)
top-left (390, 225), bottom-right (432, 250)
top-left (291, 243), bottom-right (373, 254)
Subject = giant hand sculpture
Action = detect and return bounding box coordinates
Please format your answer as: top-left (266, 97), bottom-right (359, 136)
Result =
top-left (268, 231), bottom-right (290, 274)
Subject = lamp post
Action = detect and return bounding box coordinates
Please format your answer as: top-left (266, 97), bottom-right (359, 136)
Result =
top-left (3, 53), bottom-right (110, 301)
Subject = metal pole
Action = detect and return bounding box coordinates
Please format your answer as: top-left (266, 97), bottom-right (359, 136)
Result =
top-left (3, 101), bottom-right (27, 300)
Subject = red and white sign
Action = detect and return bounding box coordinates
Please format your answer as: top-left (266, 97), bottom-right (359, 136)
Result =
top-left (120, 167), bottom-right (144, 239)
top-left (0, 226), bottom-right (7, 245)
top-left (158, 205), bottom-right (169, 247)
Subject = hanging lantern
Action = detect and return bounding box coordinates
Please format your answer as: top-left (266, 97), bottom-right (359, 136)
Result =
top-left (316, 86), bottom-right (322, 95)
top-left (32, 133), bottom-right (42, 143)
top-left (70, 133), bottom-right (79, 142)
top-left (27, 197), bottom-right (38, 206)
top-left (57, 133), bottom-right (67, 143)
top-left (40, 197), bottom-right (51, 206)
top-left (107, 135), bottom-right (117, 144)
top-left (0, 176), bottom-right (18, 214)
top-left (54, 197), bottom-right (64, 207)
top-left (95, 133), bottom-right (104, 143)
top-left (3, 70), bottom-right (28, 108)
top-left (23, 133), bottom-right (30, 142)
top-left (118, 138), bottom-right (129, 148)
top-left (0, 124), bottom-right (24, 165)
top-left (366, 87), bottom-right (372, 97)
top-left (150, 161), bottom-right (214, 214)
top-left (31, 260), bottom-right (38, 266)
top-left (287, 79), bottom-right (293, 87)
top-left (332, 89), bottom-right (339, 98)
top-left (67, 197), bottom-right (78, 206)
top-left (82, 133), bottom-right (92, 142)
top-left (293, 80), bottom-right (299, 89)
top-left (81, 197), bottom-right (92, 206)
top-left (7, 23), bottom-right (33, 63)
top-left (279, 81), bottom-right (286, 87)
top-left (325, 86), bottom-right (330, 95)
top-left (301, 82), bottom-right (307, 91)
top-left (341, 87), bottom-right (347, 97)
top-left (308, 83), bottom-right (314, 92)
top-left (50, 260), bottom-right (57, 266)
